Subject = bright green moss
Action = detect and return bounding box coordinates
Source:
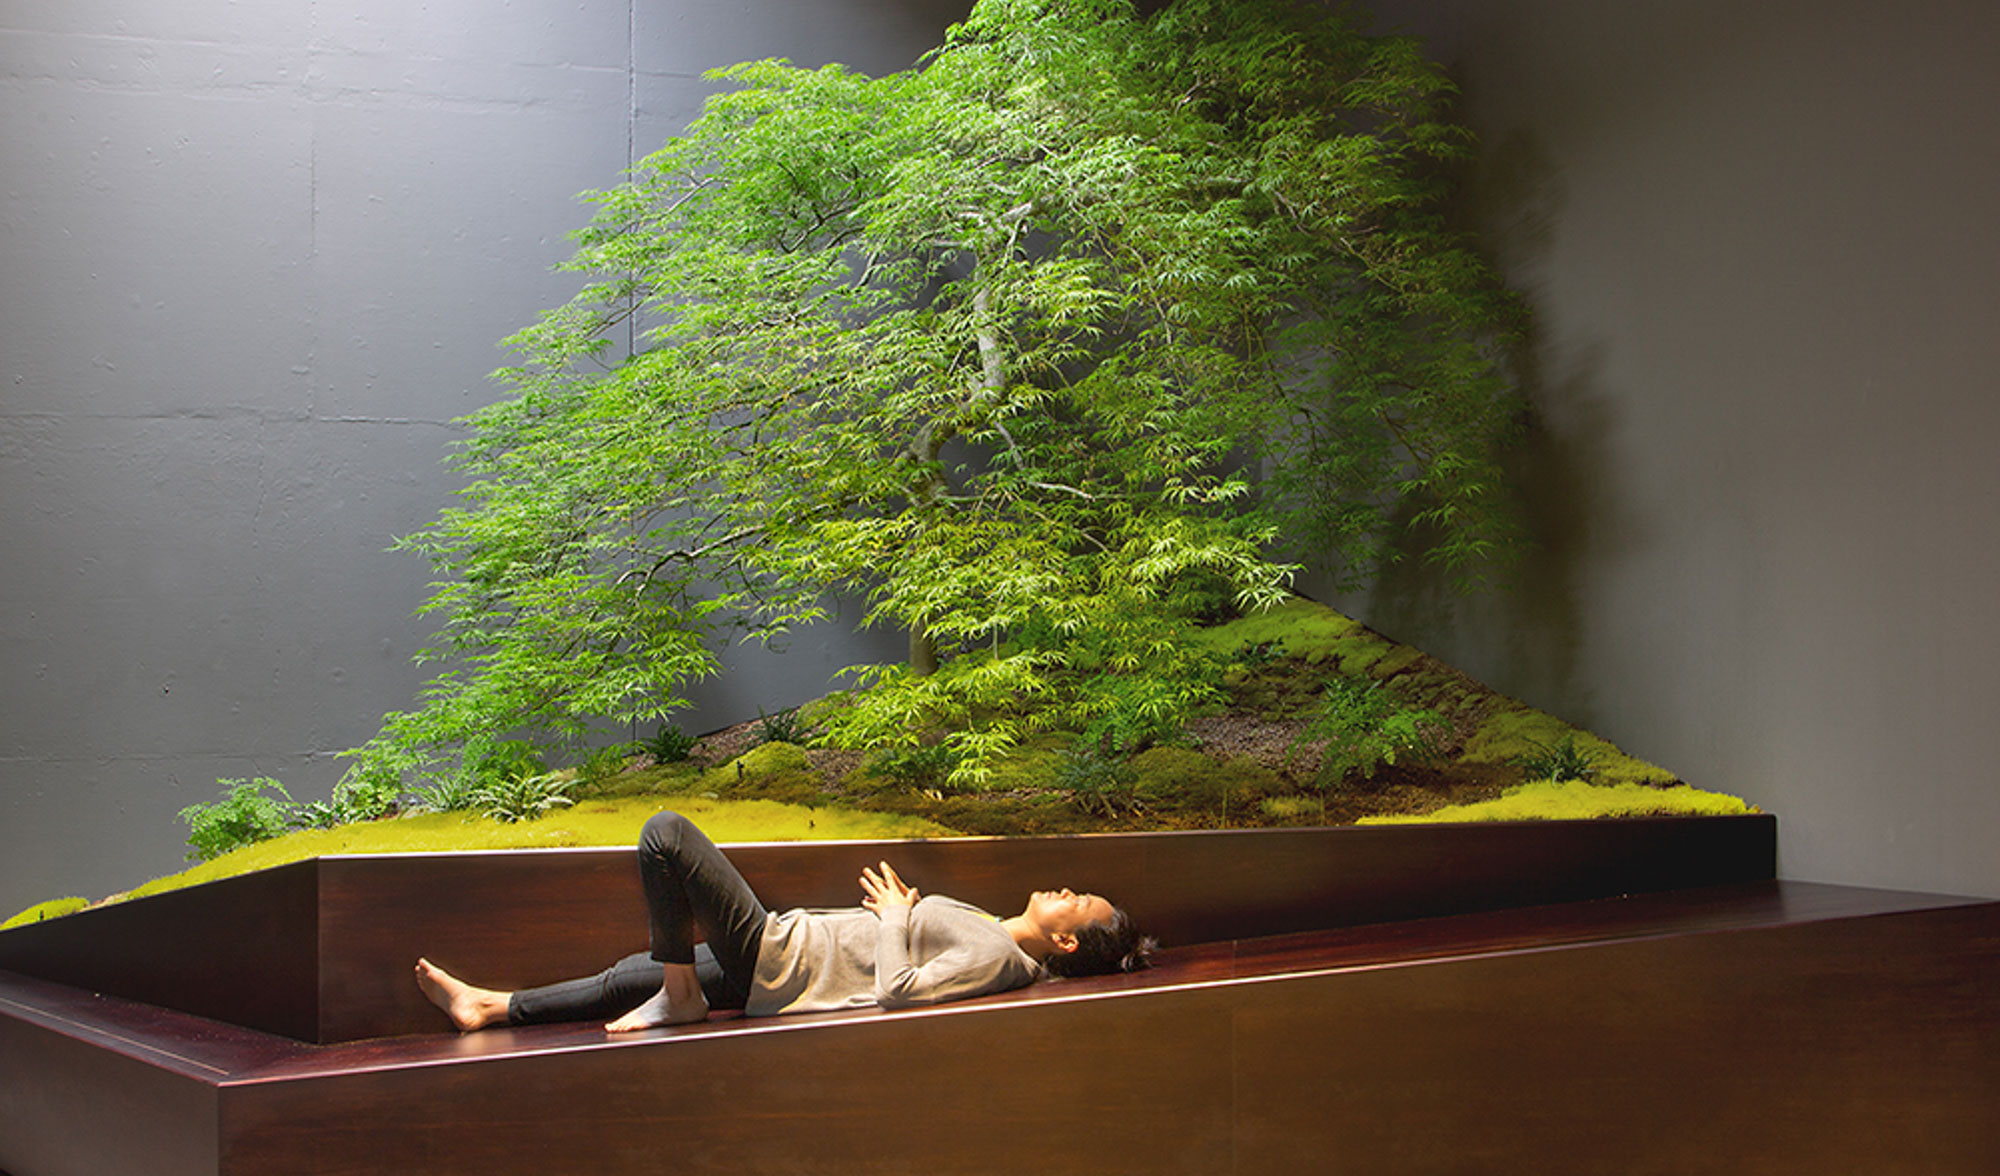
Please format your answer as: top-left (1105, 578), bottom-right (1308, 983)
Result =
top-left (1189, 597), bottom-right (1364, 663)
top-left (1, 896), bottom-right (91, 930)
top-left (1461, 703), bottom-right (1678, 787)
top-left (1360, 778), bottom-right (1754, 825)
top-left (1129, 746), bottom-right (1283, 810)
top-left (973, 739), bottom-right (1064, 793)
top-left (107, 796), bottom-right (957, 907)
top-left (691, 741), bottom-right (825, 803)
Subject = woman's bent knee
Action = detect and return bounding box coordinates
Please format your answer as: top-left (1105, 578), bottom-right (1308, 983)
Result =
top-left (640, 809), bottom-right (692, 854)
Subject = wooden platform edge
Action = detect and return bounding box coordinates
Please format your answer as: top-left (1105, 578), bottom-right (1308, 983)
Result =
top-left (3, 879), bottom-right (1993, 1174)
top-left (223, 891), bottom-right (2000, 1176)
top-left (0, 814), bottom-right (1780, 1044)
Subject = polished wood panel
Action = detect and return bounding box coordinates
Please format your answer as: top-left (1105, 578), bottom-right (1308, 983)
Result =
top-left (1232, 901), bottom-right (2000, 1174)
top-left (0, 975), bottom-right (223, 1176)
top-left (2, 877), bottom-right (1992, 1175)
top-left (2, 815), bottom-right (1776, 1042)
top-left (222, 988), bottom-right (1242, 1176)
top-left (0, 861), bottom-right (318, 1041)
top-left (315, 850), bottom-right (646, 1044)
top-left (329, 814), bottom-right (1773, 1041)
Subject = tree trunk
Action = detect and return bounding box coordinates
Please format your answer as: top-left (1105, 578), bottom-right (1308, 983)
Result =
top-left (909, 624), bottom-right (939, 677)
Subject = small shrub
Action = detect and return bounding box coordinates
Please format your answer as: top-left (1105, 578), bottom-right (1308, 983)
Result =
top-left (413, 736), bottom-right (547, 815)
top-left (1162, 570), bottom-right (1241, 624)
top-left (292, 761), bottom-right (406, 830)
top-left (1290, 676), bottom-right (1447, 791)
top-left (179, 777), bottom-right (296, 862)
top-left (1078, 670), bottom-right (1215, 756)
top-left (752, 707), bottom-right (813, 748)
top-left (872, 743), bottom-right (967, 794)
top-left (580, 742), bottom-right (642, 782)
top-left (1055, 745), bottom-right (1140, 817)
top-left (1232, 639), bottom-right (1287, 667)
top-left (474, 770), bottom-right (580, 824)
top-left (1512, 732), bottom-right (1600, 782)
top-left (466, 737), bottom-right (546, 784)
top-left (409, 771), bottom-right (480, 814)
top-left (644, 725), bottom-right (698, 763)
top-left (335, 760), bottom-right (404, 821)
top-left (288, 799), bottom-right (346, 831)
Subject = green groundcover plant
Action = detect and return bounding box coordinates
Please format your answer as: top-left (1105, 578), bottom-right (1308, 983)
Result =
top-left (356, 0), bottom-right (1524, 789)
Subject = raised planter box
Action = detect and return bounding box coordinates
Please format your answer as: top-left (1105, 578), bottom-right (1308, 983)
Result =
top-left (0, 816), bottom-right (1776, 1043)
top-left (4, 815), bottom-right (1995, 1175)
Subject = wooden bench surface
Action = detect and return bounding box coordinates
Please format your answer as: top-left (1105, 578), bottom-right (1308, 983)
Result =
top-left (1, 878), bottom-right (1972, 1084)
top-left (0, 815), bottom-right (1779, 1044)
top-left (6, 876), bottom-right (1996, 1175)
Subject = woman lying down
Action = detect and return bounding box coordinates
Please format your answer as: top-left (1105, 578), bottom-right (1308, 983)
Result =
top-left (417, 811), bottom-right (1155, 1032)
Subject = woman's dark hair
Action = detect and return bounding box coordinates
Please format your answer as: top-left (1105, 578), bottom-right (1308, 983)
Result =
top-left (1043, 905), bottom-right (1156, 978)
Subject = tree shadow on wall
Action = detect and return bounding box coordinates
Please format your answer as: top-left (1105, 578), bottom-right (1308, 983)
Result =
top-left (1344, 127), bottom-right (1650, 727)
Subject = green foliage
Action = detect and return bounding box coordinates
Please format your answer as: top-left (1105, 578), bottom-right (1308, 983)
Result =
top-left (579, 742), bottom-right (641, 782)
top-left (337, 761), bottom-right (404, 821)
top-left (1232, 639), bottom-right (1287, 667)
top-left (1291, 675), bottom-right (1446, 789)
top-left (645, 725), bottom-right (698, 764)
top-left (410, 773), bottom-right (480, 815)
top-left (1512, 732), bottom-right (1600, 783)
top-left (292, 762), bottom-right (405, 831)
top-left (404, 736), bottom-right (542, 814)
top-left (179, 777), bottom-right (296, 862)
top-left (1076, 658), bottom-right (1220, 756)
top-left (474, 770), bottom-right (581, 824)
top-left (1055, 745), bottom-right (1140, 817)
top-left (752, 707), bottom-right (814, 748)
top-left (869, 743), bottom-right (969, 794)
top-left (360, 0), bottom-right (1524, 782)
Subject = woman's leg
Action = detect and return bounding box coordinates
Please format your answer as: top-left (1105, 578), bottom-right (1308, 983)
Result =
top-left (597, 811), bottom-right (770, 1030)
top-left (504, 945), bottom-right (743, 1025)
top-left (416, 811), bottom-right (767, 1032)
top-left (420, 945), bottom-right (744, 1031)
top-left (634, 809), bottom-right (769, 1005)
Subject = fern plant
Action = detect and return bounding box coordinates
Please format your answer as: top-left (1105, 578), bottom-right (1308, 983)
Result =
top-left (1290, 676), bottom-right (1446, 791)
top-left (179, 777), bottom-right (296, 862)
top-left (1512, 733), bottom-right (1600, 783)
top-left (752, 707), bottom-right (814, 748)
top-left (871, 743), bottom-right (967, 794)
top-left (1056, 745), bottom-right (1141, 817)
top-left (473, 770), bottom-right (580, 824)
top-left (644, 725), bottom-right (698, 763)
top-left (409, 771), bottom-right (480, 814)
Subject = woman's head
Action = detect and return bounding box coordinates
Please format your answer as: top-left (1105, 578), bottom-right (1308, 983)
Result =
top-left (1026, 889), bottom-right (1155, 977)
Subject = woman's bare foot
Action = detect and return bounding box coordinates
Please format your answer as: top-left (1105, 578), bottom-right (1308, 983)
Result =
top-left (604, 963), bottom-right (708, 1032)
top-left (415, 957), bottom-right (511, 1032)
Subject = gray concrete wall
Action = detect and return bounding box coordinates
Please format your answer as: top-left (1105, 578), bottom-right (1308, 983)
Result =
top-left (8, 0), bottom-right (1998, 919)
top-left (0, 0), bottom-right (956, 918)
top-left (1344, 0), bottom-right (2000, 898)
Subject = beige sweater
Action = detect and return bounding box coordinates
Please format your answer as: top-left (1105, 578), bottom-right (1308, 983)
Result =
top-left (746, 895), bottom-right (1041, 1016)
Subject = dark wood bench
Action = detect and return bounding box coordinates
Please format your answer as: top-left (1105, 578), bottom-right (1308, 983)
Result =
top-left (4, 815), bottom-right (1996, 1174)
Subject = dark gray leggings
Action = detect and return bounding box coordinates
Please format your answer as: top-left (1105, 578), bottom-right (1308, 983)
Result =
top-left (508, 811), bottom-right (769, 1023)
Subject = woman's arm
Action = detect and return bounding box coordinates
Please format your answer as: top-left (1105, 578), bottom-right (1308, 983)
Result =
top-left (862, 864), bottom-right (1037, 1009)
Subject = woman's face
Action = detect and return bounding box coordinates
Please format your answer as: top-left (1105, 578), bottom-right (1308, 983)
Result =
top-left (1026, 888), bottom-right (1115, 935)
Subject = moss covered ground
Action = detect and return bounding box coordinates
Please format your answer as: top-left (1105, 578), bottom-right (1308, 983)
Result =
top-left (5, 596), bottom-right (1755, 928)
top-left (1, 797), bottom-right (950, 930)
